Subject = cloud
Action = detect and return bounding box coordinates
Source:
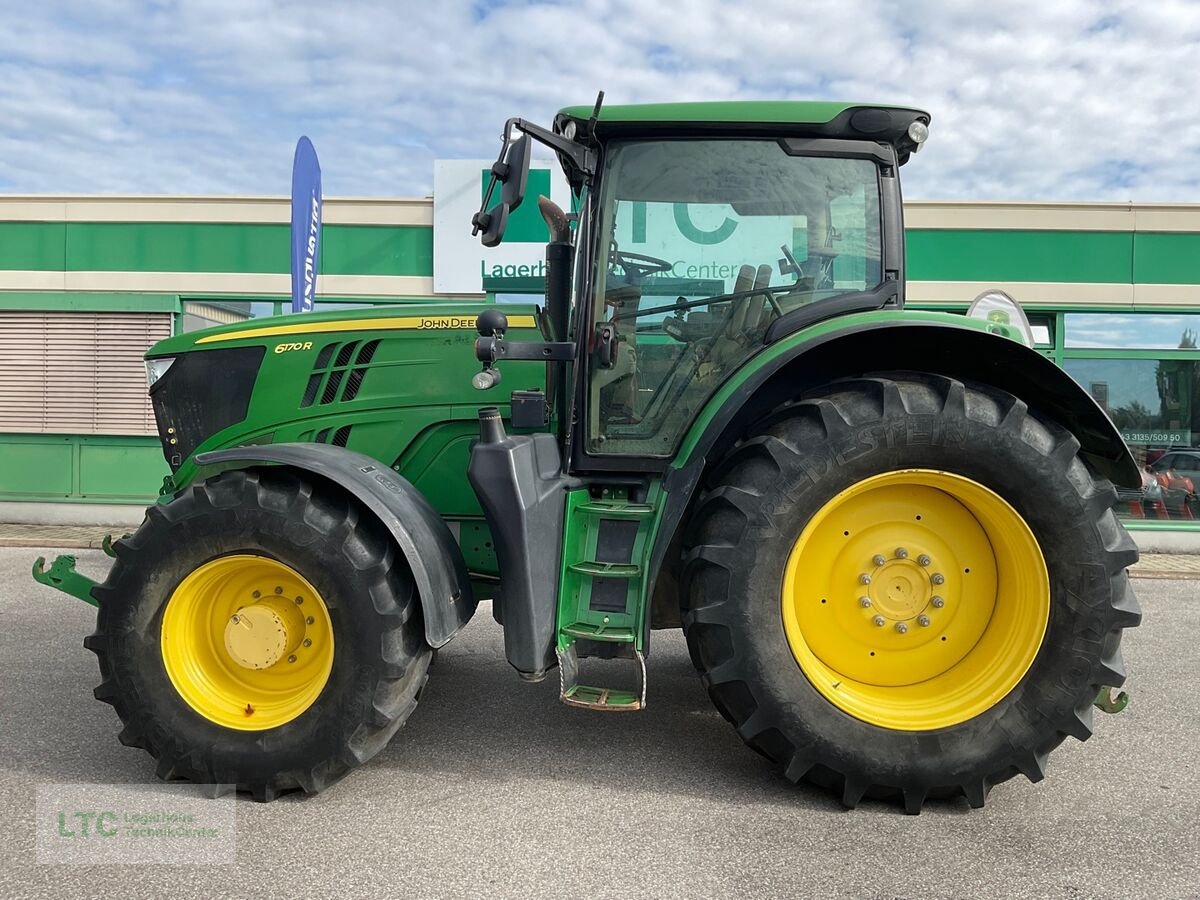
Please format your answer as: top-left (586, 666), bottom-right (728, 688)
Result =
top-left (0, 0), bottom-right (1197, 200)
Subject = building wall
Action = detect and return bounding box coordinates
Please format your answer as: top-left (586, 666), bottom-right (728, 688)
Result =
top-left (2, 195), bottom-right (1199, 525)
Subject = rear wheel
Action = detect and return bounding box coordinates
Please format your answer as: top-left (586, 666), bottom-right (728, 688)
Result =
top-left (86, 468), bottom-right (431, 801)
top-left (682, 373), bottom-right (1141, 812)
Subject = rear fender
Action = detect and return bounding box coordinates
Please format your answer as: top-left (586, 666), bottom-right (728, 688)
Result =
top-left (646, 318), bottom-right (1138, 633)
top-left (193, 443), bottom-right (475, 648)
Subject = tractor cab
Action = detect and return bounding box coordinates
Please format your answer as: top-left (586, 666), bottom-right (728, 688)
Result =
top-left (471, 98), bottom-right (928, 466)
top-left (464, 99), bottom-right (934, 701)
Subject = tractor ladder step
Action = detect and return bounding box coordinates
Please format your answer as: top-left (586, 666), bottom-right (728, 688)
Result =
top-left (575, 501), bottom-right (655, 518)
top-left (557, 641), bottom-right (646, 712)
top-left (567, 561), bottom-right (641, 578)
top-left (561, 622), bottom-right (638, 643)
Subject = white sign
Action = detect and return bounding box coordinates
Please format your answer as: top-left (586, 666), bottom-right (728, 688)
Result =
top-left (611, 202), bottom-right (794, 290)
top-left (433, 159), bottom-right (573, 294)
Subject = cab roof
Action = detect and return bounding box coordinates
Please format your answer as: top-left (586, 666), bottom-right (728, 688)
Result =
top-left (553, 100), bottom-right (930, 162)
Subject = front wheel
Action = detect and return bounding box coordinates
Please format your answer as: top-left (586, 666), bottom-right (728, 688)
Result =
top-left (86, 468), bottom-right (431, 801)
top-left (682, 373), bottom-right (1141, 813)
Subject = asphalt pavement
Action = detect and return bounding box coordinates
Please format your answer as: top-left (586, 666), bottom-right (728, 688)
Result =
top-left (2, 547), bottom-right (1197, 899)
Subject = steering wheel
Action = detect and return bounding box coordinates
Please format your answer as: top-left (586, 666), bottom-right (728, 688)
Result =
top-left (612, 249), bottom-right (673, 281)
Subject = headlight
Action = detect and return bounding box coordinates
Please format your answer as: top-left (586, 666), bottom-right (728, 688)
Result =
top-left (907, 120), bottom-right (929, 150)
top-left (967, 291), bottom-right (1034, 347)
top-left (145, 357), bottom-right (175, 388)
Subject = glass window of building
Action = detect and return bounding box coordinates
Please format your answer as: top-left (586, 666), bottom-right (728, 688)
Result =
top-left (1064, 313), bottom-right (1200, 523)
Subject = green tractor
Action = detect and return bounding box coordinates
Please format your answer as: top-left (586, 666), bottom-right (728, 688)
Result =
top-left (36, 98), bottom-right (1141, 812)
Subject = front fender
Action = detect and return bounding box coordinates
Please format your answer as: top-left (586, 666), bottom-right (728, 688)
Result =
top-left (193, 443), bottom-right (475, 648)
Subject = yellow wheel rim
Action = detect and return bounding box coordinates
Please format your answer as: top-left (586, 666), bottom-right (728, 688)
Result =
top-left (160, 555), bottom-right (334, 731)
top-left (782, 469), bottom-right (1049, 731)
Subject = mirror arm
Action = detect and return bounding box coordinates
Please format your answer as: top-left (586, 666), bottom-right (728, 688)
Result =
top-left (509, 118), bottom-right (599, 179)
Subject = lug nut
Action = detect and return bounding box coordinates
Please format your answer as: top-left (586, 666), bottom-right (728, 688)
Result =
top-left (303, 639), bottom-right (312, 647)
top-left (895, 622), bottom-right (909, 634)
top-left (918, 555), bottom-right (931, 567)
top-left (872, 615), bottom-right (886, 627)
top-left (274, 586), bottom-right (283, 594)
top-left (872, 554), bottom-right (886, 567)
top-left (859, 596), bottom-right (872, 609)
top-left (295, 597), bottom-right (304, 605)
top-left (230, 615), bottom-right (240, 625)
top-left (252, 590), bottom-right (261, 599)
top-left (931, 573), bottom-right (945, 585)
top-left (895, 548), bottom-right (908, 559)
top-left (917, 614), bottom-right (931, 627)
top-left (859, 574), bottom-right (872, 585)
top-left (931, 596), bottom-right (945, 608)
top-left (306, 616), bottom-right (315, 625)
top-left (287, 654), bottom-right (297, 664)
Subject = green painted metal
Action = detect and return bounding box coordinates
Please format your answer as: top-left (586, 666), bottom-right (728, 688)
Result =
top-left (0, 221), bottom-right (434, 277)
top-left (155, 302), bottom-right (546, 576)
top-left (0, 222), bottom-right (66, 270)
top-left (907, 229), bottom-right (1135, 284)
top-left (32, 555), bottom-right (99, 607)
top-left (0, 218), bottom-right (1194, 289)
top-left (0, 291), bottom-right (180, 313)
top-left (559, 100), bottom-right (870, 126)
top-left (0, 434), bottom-right (168, 502)
top-left (674, 309), bottom-right (996, 464)
top-left (100, 533), bottom-right (129, 558)
top-left (1132, 232), bottom-right (1200, 284)
top-left (319, 224), bottom-right (434, 278)
top-left (1094, 685), bottom-right (1130, 713)
top-left (555, 487), bottom-right (663, 654)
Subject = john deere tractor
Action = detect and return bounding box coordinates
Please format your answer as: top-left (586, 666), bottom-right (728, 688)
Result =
top-left (35, 98), bottom-right (1141, 812)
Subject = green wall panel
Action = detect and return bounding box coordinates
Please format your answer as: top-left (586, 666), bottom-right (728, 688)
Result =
top-left (1133, 233), bottom-right (1200, 285)
top-left (0, 219), bottom-right (1193, 288)
top-left (79, 442), bottom-right (169, 499)
top-left (0, 435), bottom-right (164, 502)
top-left (0, 222), bottom-right (65, 270)
top-left (321, 224), bottom-right (433, 276)
top-left (0, 440), bottom-right (73, 497)
top-left (4, 222), bottom-right (439, 277)
top-left (66, 222), bottom-right (289, 273)
top-left (906, 230), bottom-right (1134, 284)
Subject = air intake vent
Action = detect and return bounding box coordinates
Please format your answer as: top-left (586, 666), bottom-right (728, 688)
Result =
top-left (299, 339), bottom-right (382, 407)
top-left (312, 424), bottom-right (353, 446)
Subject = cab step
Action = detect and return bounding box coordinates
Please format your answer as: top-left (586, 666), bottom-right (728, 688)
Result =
top-left (557, 642), bottom-right (646, 712)
top-left (576, 501), bottom-right (655, 518)
top-left (566, 561), bottom-right (641, 578)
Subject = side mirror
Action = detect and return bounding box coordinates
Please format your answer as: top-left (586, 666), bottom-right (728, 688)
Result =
top-left (501, 134), bottom-right (531, 210)
top-left (473, 134), bottom-right (532, 248)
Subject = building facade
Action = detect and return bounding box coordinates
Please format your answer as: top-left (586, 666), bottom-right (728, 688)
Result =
top-left (1, 195), bottom-right (1198, 532)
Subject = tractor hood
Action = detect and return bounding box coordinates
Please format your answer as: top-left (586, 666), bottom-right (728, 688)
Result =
top-left (144, 302), bottom-right (545, 487)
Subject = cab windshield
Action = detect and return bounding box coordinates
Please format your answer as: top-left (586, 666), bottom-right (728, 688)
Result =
top-left (587, 138), bottom-right (883, 456)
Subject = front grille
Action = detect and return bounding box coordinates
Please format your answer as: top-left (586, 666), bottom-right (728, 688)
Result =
top-left (150, 346), bottom-right (265, 470)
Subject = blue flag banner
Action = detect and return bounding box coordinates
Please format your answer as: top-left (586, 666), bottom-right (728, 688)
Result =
top-left (290, 136), bottom-right (322, 313)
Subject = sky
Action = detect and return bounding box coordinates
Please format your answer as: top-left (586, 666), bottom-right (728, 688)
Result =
top-left (0, 0), bottom-right (1198, 201)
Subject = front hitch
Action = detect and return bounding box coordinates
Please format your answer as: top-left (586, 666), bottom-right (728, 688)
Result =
top-left (1094, 685), bottom-right (1130, 714)
top-left (32, 554), bottom-right (100, 607)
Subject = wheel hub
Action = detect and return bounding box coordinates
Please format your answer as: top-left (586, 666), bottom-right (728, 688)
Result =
top-left (867, 556), bottom-right (936, 622)
top-left (223, 597), bottom-right (306, 670)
